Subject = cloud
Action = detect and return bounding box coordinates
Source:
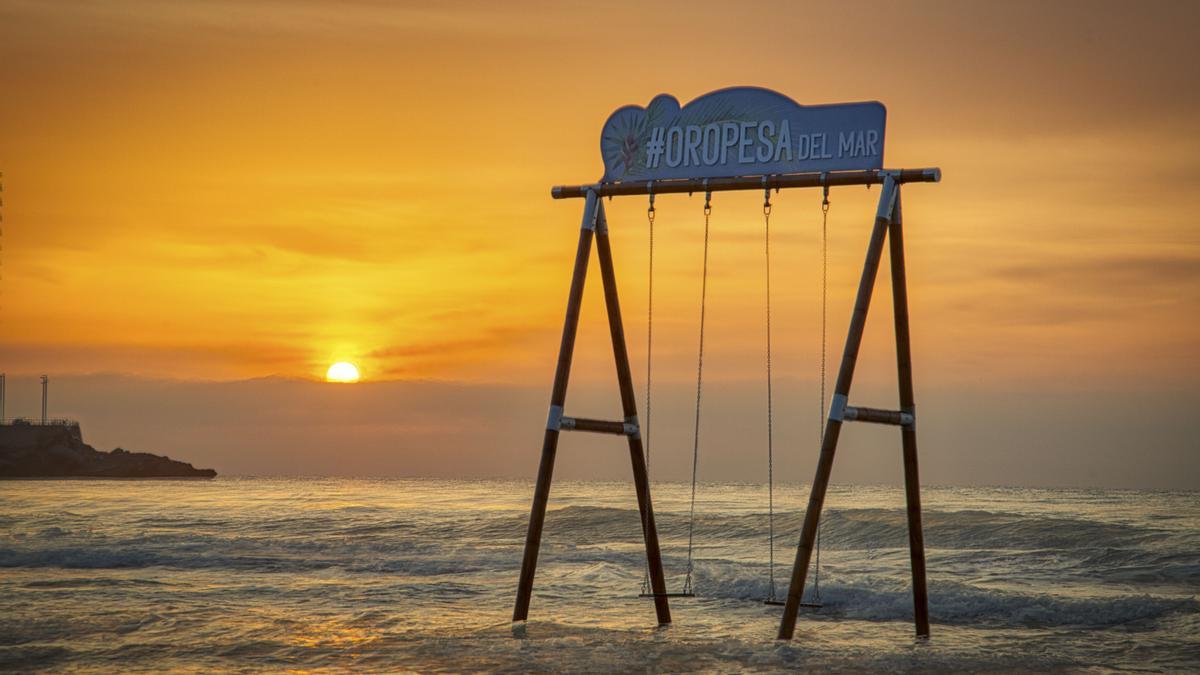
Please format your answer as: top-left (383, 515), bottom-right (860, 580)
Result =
top-left (997, 254), bottom-right (1200, 292)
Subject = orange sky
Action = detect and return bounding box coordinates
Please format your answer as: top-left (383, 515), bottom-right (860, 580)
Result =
top-left (2, 0), bottom-right (1198, 386)
top-left (0, 2), bottom-right (1198, 486)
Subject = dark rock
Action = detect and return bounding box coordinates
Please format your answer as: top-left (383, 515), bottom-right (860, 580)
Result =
top-left (0, 424), bottom-right (216, 479)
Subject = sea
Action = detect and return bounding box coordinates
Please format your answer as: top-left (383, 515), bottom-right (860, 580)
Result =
top-left (1, 478), bottom-right (1197, 672)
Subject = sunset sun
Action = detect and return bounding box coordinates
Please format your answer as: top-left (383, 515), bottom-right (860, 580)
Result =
top-left (326, 362), bottom-right (360, 383)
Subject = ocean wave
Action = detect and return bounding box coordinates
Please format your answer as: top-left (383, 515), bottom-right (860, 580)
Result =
top-left (22, 577), bottom-right (169, 589)
top-left (690, 562), bottom-right (1199, 628)
top-left (523, 505), bottom-right (1170, 552)
top-left (3, 480), bottom-right (1198, 671)
top-left (0, 546), bottom-right (337, 572)
top-left (4, 504), bottom-right (1197, 586)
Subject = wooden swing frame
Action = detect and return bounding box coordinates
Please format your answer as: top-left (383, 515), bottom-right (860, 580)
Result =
top-left (512, 167), bottom-right (940, 640)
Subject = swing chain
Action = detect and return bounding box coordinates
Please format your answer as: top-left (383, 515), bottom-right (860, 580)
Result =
top-left (764, 184), bottom-right (777, 604)
top-left (640, 188), bottom-right (656, 597)
top-left (682, 191), bottom-right (711, 598)
top-left (820, 184), bottom-right (829, 431)
top-left (644, 188), bottom-right (656, 469)
top-left (810, 182), bottom-right (831, 606)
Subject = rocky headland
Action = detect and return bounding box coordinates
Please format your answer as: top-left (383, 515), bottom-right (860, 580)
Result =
top-left (0, 421), bottom-right (216, 478)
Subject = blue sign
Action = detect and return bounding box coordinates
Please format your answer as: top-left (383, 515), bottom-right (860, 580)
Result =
top-left (599, 87), bottom-right (886, 183)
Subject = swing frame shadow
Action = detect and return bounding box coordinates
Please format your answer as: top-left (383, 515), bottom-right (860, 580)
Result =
top-left (512, 167), bottom-right (939, 641)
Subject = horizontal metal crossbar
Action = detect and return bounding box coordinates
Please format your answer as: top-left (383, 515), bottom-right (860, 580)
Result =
top-left (558, 415), bottom-right (639, 436)
top-left (551, 168), bottom-right (940, 200)
top-left (843, 405), bottom-right (915, 427)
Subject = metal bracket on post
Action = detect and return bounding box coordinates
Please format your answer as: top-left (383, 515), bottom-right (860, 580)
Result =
top-left (582, 190), bottom-right (600, 231)
top-left (875, 174), bottom-right (898, 224)
top-left (829, 393), bottom-right (847, 422)
top-left (595, 198), bottom-right (609, 235)
top-left (624, 415), bottom-right (641, 439)
top-left (546, 405), bottom-right (564, 431)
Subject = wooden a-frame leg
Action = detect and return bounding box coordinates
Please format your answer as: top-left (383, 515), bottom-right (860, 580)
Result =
top-left (888, 192), bottom-right (931, 638)
top-left (513, 191), bottom-right (599, 623)
top-left (778, 176), bottom-right (898, 640)
top-left (594, 201), bottom-right (671, 624)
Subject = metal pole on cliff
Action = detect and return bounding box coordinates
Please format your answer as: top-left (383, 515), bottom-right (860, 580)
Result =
top-left (41, 375), bottom-right (48, 424)
top-left (1, 373), bottom-right (5, 422)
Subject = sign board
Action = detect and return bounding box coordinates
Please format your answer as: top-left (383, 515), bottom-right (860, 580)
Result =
top-left (599, 87), bottom-right (885, 183)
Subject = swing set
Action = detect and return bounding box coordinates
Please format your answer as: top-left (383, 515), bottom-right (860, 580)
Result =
top-left (512, 88), bottom-right (938, 640)
top-left (632, 179), bottom-right (829, 610)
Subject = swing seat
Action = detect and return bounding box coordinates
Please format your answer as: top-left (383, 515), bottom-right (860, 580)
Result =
top-left (763, 599), bottom-right (823, 608)
top-left (638, 591), bottom-right (696, 599)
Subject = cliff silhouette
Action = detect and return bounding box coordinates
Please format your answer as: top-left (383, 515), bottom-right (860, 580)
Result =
top-left (0, 421), bottom-right (216, 478)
